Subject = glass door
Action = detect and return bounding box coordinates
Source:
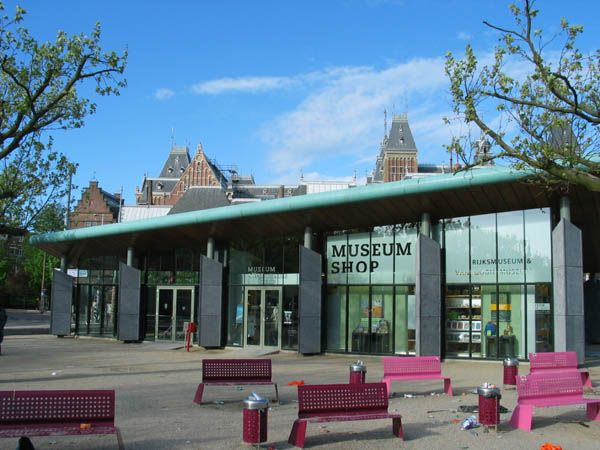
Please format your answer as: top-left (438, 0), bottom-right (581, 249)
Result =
top-left (155, 287), bottom-right (195, 342)
top-left (244, 287), bottom-right (282, 348)
top-left (445, 285), bottom-right (482, 357)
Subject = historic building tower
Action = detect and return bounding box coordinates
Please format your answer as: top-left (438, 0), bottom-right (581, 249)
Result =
top-left (371, 113), bottom-right (418, 183)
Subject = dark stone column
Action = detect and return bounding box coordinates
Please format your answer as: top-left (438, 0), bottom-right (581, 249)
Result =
top-left (117, 262), bottom-right (141, 341)
top-left (299, 246), bottom-right (322, 354)
top-left (50, 269), bottom-right (73, 336)
top-left (416, 234), bottom-right (441, 356)
top-left (198, 255), bottom-right (223, 348)
top-left (552, 218), bottom-right (585, 363)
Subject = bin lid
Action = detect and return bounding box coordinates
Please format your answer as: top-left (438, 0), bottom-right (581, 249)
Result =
top-left (350, 360), bottom-right (367, 372)
top-left (243, 392), bottom-right (268, 410)
top-left (503, 358), bottom-right (519, 366)
top-left (477, 383), bottom-right (501, 397)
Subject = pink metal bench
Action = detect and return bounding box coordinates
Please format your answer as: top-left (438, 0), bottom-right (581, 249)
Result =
top-left (529, 351), bottom-right (592, 389)
top-left (509, 371), bottom-right (600, 431)
top-left (0, 390), bottom-right (124, 450)
top-left (381, 356), bottom-right (453, 396)
top-left (193, 359), bottom-right (279, 404)
top-left (288, 382), bottom-right (403, 448)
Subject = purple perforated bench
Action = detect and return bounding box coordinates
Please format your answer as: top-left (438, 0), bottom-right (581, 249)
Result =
top-left (193, 358), bottom-right (279, 404)
top-left (529, 351), bottom-right (593, 389)
top-left (381, 356), bottom-right (453, 397)
top-left (0, 390), bottom-right (124, 449)
top-left (288, 382), bottom-right (403, 448)
top-left (509, 371), bottom-right (600, 431)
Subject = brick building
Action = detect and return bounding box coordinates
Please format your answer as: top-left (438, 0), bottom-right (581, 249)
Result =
top-left (69, 181), bottom-right (123, 229)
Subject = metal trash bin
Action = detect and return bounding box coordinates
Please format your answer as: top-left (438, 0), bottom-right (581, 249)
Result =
top-left (242, 392), bottom-right (268, 444)
top-left (503, 358), bottom-right (519, 387)
top-left (349, 360), bottom-right (367, 384)
top-left (478, 383), bottom-right (501, 427)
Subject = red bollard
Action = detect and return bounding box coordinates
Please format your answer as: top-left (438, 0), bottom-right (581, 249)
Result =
top-left (503, 358), bottom-right (519, 388)
top-left (242, 393), bottom-right (268, 444)
top-left (183, 322), bottom-right (196, 352)
top-left (478, 384), bottom-right (501, 429)
top-left (349, 360), bottom-right (367, 384)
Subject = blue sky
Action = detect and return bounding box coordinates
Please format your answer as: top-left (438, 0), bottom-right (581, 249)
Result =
top-left (6, 0), bottom-right (600, 203)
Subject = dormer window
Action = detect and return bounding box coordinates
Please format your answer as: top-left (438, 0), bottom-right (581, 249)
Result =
top-left (167, 167), bottom-right (173, 174)
top-left (157, 182), bottom-right (164, 190)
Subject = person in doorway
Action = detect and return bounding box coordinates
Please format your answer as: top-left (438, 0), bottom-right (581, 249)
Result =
top-left (0, 305), bottom-right (7, 355)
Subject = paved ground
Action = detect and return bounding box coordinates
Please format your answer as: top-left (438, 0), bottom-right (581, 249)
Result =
top-left (3, 309), bottom-right (50, 335)
top-left (1, 323), bottom-right (600, 449)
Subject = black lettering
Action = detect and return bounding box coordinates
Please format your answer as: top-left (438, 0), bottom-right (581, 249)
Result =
top-left (342, 261), bottom-right (353, 272)
top-left (356, 261), bottom-right (368, 272)
top-left (332, 245), bottom-right (346, 258)
top-left (331, 262), bottom-right (339, 274)
top-left (370, 261), bottom-right (379, 272)
top-left (372, 243), bottom-right (381, 256)
top-left (382, 243), bottom-right (393, 256)
top-left (360, 243), bottom-right (370, 256)
top-left (396, 242), bottom-right (412, 256)
top-left (348, 244), bottom-right (359, 257)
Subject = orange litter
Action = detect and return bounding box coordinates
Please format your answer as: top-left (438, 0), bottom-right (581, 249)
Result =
top-left (79, 423), bottom-right (91, 429)
top-left (287, 380), bottom-right (305, 386)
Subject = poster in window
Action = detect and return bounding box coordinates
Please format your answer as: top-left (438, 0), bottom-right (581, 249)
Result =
top-left (235, 304), bottom-right (243, 324)
top-left (372, 299), bottom-right (384, 319)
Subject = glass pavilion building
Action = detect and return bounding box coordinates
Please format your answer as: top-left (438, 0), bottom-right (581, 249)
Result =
top-left (32, 165), bottom-right (597, 362)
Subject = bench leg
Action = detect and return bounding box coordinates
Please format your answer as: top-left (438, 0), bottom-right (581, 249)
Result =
top-left (115, 426), bottom-right (125, 450)
top-left (443, 378), bottom-right (453, 396)
top-left (288, 419), bottom-right (307, 448)
top-left (193, 384), bottom-right (205, 404)
top-left (582, 371), bottom-right (593, 390)
top-left (382, 378), bottom-right (392, 397)
top-left (587, 402), bottom-right (600, 421)
top-left (273, 383), bottom-right (280, 403)
top-left (509, 404), bottom-right (533, 431)
top-left (392, 417), bottom-right (404, 440)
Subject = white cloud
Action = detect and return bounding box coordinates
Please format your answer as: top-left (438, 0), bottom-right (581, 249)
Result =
top-left (259, 57), bottom-right (449, 175)
top-left (457, 31), bottom-right (472, 41)
top-left (153, 88), bottom-right (175, 100)
top-left (192, 76), bottom-right (294, 94)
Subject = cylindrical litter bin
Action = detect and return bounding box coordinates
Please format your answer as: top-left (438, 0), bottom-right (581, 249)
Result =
top-left (349, 360), bottom-right (367, 384)
top-left (477, 383), bottom-right (501, 426)
top-left (503, 358), bottom-right (519, 387)
top-left (242, 392), bottom-right (268, 444)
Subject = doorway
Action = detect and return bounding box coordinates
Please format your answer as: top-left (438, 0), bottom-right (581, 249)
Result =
top-left (244, 286), bottom-right (282, 348)
top-left (155, 286), bottom-right (194, 342)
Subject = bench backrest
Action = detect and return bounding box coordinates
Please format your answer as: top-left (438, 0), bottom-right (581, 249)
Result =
top-left (516, 371), bottom-right (584, 404)
top-left (529, 351), bottom-right (578, 372)
top-left (382, 356), bottom-right (442, 377)
top-left (0, 390), bottom-right (116, 426)
top-left (297, 383), bottom-right (388, 416)
top-left (202, 359), bottom-right (272, 382)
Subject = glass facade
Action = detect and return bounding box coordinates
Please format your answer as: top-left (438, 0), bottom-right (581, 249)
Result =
top-left (63, 205), bottom-right (556, 361)
top-left (325, 225), bottom-right (417, 354)
top-left (226, 236), bottom-right (301, 349)
top-left (443, 208), bottom-right (553, 359)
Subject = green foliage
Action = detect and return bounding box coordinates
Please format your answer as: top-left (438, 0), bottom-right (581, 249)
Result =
top-left (445, 0), bottom-right (600, 192)
top-left (0, 1), bottom-right (127, 235)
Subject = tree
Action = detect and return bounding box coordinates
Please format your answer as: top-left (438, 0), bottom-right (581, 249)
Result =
top-left (0, 2), bottom-right (127, 235)
top-left (21, 203), bottom-right (63, 296)
top-left (444, 0), bottom-right (600, 192)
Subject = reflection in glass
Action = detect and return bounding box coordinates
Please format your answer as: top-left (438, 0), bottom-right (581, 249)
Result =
top-left (349, 286), bottom-right (370, 352)
top-left (246, 290), bottom-right (261, 346)
top-left (326, 286), bottom-right (347, 351)
top-left (264, 290), bottom-right (280, 347)
top-left (395, 285), bottom-right (416, 354)
top-left (227, 286), bottom-right (244, 346)
top-left (371, 286), bottom-right (393, 353)
top-left (282, 286), bottom-right (299, 350)
top-left (174, 289), bottom-right (192, 341)
top-left (157, 289), bottom-right (173, 340)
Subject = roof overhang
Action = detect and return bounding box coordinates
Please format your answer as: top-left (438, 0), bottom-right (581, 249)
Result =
top-left (31, 165), bottom-right (600, 272)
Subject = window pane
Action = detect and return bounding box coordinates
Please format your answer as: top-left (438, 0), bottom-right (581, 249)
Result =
top-left (497, 211), bottom-right (525, 283)
top-left (371, 227), bottom-right (394, 284)
top-left (394, 224), bottom-right (417, 284)
top-left (349, 286), bottom-right (370, 352)
top-left (470, 214), bottom-right (496, 284)
top-left (326, 286), bottom-right (347, 351)
top-left (524, 208), bottom-right (552, 282)
top-left (445, 218), bottom-right (470, 283)
top-left (371, 286), bottom-right (393, 353)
